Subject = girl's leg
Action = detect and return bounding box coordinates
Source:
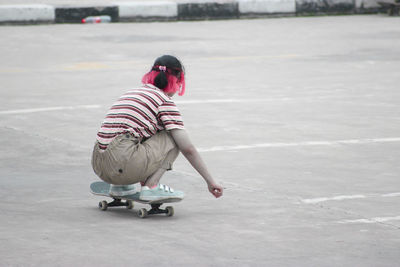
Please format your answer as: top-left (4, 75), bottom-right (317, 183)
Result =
top-left (142, 168), bottom-right (166, 188)
top-left (139, 143), bottom-right (184, 201)
top-left (142, 145), bottom-right (179, 188)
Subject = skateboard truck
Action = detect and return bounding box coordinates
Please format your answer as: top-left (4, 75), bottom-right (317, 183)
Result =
top-left (98, 198), bottom-right (134, 211)
top-left (138, 204), bottom-right (174, 218)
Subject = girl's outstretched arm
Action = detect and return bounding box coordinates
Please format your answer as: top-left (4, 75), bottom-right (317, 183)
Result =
top-left (170, 129), bottom-right (223, 198)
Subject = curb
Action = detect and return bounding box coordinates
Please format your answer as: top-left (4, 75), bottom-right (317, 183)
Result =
top-left (0, 0), bottom-right (382, 25)
top-left (0, 4), bottom-right (55, 24)
top-left (119, 2), bottom-right (178, 22)
top-left (178, 2), bottom-right (239, 20)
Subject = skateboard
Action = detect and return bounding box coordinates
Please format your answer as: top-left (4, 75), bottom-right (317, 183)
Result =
top-left (90, 181), bottom-right (182, 218)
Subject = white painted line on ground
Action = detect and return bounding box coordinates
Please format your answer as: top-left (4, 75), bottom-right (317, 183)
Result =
top-left (176, 98), bottom-right (284, 105)
top-left (301, 192), bottom-right (400, 204)
top-left (0, 105), bottom-right (101, 115)
top-left (198, 137), bottom-right (400, 152)
top-left (0, 98), bottom-right (298, 115)
top-left (0, 95), bottom-right (374, 115)
top-left (175, 96), bottom-right (346, 105)
top-left (301, 195), bottom-right (366, 204)
top-left (382, 192), bottom-right (400, 197)
top-left (338, 216), bottom-right (400, 224)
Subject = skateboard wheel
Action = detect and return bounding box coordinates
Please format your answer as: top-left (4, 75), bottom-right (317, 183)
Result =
top-left (166, 206), bottom-right (174, 217)
top-left (99, 201), bottom-right (108, 211)
top-left (126, 200), bottom-right (134, 209)
top-left (138, 208), bottom-right (148, 218)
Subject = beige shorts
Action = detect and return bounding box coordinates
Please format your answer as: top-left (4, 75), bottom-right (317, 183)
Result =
top-left (91, 131), bottom-right (179, 185)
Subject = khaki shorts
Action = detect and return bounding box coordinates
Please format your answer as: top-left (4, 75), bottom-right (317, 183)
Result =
top-left (91, 131), bottom-right (179, 185)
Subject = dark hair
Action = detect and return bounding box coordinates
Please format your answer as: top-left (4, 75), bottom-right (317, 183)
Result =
top-left (152, 55), bottom-right (184, 89)
top-left (142, 55), bottom-right (186, 96)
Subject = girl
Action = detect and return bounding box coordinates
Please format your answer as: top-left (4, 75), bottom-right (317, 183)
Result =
top-left (92, 55), bottom-right (223, 201)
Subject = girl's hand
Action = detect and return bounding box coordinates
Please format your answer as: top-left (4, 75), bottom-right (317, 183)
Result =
top-left (208, 183), bottom-right (224, 198)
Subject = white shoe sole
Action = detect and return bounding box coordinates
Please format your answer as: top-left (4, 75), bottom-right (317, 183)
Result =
top-left (139, 195), bottom-right (184, 202)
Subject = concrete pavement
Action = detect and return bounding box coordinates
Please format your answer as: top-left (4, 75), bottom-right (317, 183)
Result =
top-left (0, 15), bottom-right (399, 266)
top-left (0, 0), bottom-right (383, 25)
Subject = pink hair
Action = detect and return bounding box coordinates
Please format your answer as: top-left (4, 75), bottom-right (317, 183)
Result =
top-left (142, 70), bottom-right (185, 96)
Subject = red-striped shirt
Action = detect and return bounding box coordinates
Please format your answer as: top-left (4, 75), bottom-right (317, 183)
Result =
top-left (96, 84), bottom-right (184, 149)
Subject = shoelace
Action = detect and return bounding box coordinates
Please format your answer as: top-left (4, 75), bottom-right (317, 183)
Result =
top-left (159, 184), bottom-right (174, 193)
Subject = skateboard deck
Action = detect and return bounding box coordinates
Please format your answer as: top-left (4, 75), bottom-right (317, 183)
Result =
top-left (90, 181), bottom-right (182, 218)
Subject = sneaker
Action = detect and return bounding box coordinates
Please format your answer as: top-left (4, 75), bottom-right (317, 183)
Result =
top-left (109, 184), bottom-right (138, 197)
top-left (140, 184), bottom-right (184, 202)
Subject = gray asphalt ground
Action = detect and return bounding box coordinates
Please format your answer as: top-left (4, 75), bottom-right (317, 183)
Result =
top-left (1, 15), bottom-right (400, 266)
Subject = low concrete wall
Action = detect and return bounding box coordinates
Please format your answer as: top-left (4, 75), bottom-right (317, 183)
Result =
top-left (55, 6), bottom-right (119, 23)
top-left (0, 4), bottom-right (54, 23)
top-left (178, 2), bottom-right (239, 20)
top-left (296, 0), bottom-right (355, 14)
top-left (119, 1), bottom-right (178, 21)
top-left (0, 0), bottom-right (389, 25)
top-left (238, 0), bottom-right (296, 14)
top-left (355, 0), bottom-right (381, 12)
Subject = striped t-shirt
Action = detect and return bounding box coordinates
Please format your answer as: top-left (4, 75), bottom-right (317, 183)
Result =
top-left (96, 84), bottom-right (184, 150)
